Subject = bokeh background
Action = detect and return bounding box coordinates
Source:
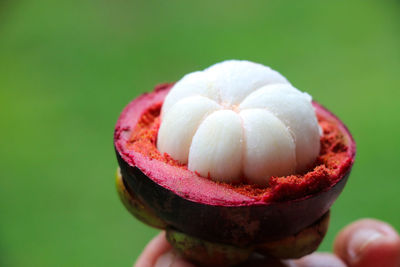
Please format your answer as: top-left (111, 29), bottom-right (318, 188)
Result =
top-left (1, 0), bottom-right (400, 266)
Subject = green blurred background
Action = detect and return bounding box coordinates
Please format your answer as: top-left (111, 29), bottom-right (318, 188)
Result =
top-left (1, 0), bottom-right (399, 266)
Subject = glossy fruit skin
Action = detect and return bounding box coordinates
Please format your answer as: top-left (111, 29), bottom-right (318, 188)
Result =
top-left (114, 84), bottom-right (355, 264)
top-left (117, 152), bottom-right (348, 246)
top-left (116, 168), bottom-right (165, 229)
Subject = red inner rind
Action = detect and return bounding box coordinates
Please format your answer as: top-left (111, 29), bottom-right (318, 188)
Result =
top-left (115, 84), bottom-right (355, 206)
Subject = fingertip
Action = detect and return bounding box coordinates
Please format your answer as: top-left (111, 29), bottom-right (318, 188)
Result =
top-left (135, 231), bottom-right (171, 267)
top-left (334, 219), bottom-right (400, 267)
top-left (355, 235), bottom-right (400, 267)
top-left (154, 250), bottom-right (196, 267)
top-left (290, 252), bottom-right (346, 267)
top-left (136, 232), bottom-right (195, 267)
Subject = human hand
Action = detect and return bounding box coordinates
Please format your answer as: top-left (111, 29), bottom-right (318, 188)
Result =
top-left (135, 219), bottom-right (400, 267)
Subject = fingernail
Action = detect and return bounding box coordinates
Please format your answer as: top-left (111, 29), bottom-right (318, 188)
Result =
top-left (348, 228), bottom-right (383, 261)
top-left (155, 250), bottom-right (176, 267)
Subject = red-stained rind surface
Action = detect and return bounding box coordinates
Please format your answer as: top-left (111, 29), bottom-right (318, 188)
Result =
top-left (114, 84), bottom-right (356, 245)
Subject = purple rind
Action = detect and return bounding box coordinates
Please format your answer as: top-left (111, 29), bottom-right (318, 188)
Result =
top-left (117, 151), bottom-right (350, 246)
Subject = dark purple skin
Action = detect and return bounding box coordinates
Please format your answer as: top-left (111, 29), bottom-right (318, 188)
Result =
top-left (114, 84), bottom-right (356, 247)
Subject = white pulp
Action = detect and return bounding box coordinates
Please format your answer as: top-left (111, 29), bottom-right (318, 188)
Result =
top-left (157, 60), bottom-right (320, 185)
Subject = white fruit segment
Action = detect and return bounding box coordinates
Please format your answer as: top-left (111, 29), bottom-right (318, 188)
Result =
top-left (188, 110), bottom-right (243, 183)
top-left (162, 71), bottom-right (219, 116)
top-left (158, 96), bottom-right (221, 163)
top-left (157, 60), bottom-right (321, 185)
top-left (162, 60), bottom-right (289, 116)
top-left (240, 84), bottom-right (320, 173)
top-left (204, 60), bottom-right (290, 106)
top-left (240, 109), bottom-right (296, 184)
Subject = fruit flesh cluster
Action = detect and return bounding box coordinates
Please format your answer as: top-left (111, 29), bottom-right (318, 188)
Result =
top-left (157, 60), bottom-right (321, 185)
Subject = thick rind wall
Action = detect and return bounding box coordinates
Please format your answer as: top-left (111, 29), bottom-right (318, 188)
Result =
top-left (117, 151), bottom-right (349, 245)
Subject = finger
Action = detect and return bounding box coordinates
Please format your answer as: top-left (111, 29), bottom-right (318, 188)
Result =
top-left (135, 231), bottom-right (171, 267)
top-left (135, 231), bottom-right (195, 267)
top-left (289, 252), bottom-right (346, 267)
top-left (334, 219), bottom-right (400, 267)
top-left (154, 250), bottom-right (195, 267)
top-left (236, 252), bottom-right (345, 267)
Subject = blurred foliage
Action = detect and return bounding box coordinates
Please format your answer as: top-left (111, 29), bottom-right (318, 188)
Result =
top-left (0, 0), bottom-right (399, 266)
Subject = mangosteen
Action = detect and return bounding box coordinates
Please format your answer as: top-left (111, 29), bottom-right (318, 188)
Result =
top-left (114, 60), bottom-right (355, 266)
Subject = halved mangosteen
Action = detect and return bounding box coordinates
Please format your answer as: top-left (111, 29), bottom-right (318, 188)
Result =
top-left (114, 61), bottom-right (355, 266)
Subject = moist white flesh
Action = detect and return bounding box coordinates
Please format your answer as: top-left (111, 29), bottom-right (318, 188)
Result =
top-left (157, 60), bottom-right (320, 185)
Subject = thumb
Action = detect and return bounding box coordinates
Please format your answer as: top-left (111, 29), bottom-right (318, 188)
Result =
top-left (333, 219), bottom-right (400, 267)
